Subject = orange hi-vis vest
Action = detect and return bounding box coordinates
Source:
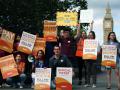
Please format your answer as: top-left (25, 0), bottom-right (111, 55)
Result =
top-left (75, 38), bottom-right (84, 57)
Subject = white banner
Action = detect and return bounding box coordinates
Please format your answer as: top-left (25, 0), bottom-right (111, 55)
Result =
top-left (102, 45), bottom-right (117, 67)
top-left (83, 39), bottom-right (98, 60)
top-left (80, 9), bottom-right (93, 23)
top-left (18, 31), bottom-right (36, 54)
top-left (35, 68), bottom-right (51, 90)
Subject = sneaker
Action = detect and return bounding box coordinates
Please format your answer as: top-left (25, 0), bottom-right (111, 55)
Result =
top-left (106, 86), bottom-right (111, 89)
top-left (4, 83), bottom-right (11, 87)
top-left (51, 81), bottom-right (56, 88)
top-left (31, 85), bottom-right (34, 88)
top-left (19, 85), bottom-right (23, 88)
top-left (84, 84), bottom-right (91, 87)
top-left (92, 84), bottom-right (96, 88)
top-left (0, 85), bottom-right (2, 88)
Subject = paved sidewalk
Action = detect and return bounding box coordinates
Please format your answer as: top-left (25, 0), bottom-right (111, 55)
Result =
top-left (0, 71), bottom-right (118, 90)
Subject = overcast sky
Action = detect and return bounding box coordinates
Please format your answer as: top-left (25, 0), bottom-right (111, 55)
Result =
top-left (87, 0), bottom-right (120, 44)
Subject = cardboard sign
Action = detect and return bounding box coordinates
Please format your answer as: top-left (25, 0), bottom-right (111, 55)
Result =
top-left (44, 20), bottom-right (57, 42)
top-left (80, 9), bottom-right (93, 23)
top-left (102, 45), bottom-right (117, 67)
top-left (56, 67), bottom-right (72, 90)
top-left (32, 38), bottom-right (46, 56)
top-left (83, 39), bottom-right (98, 60)
top-left (0, 54), bottom-right (18, 79)
top-left (18, 31), bottom-right (36, 54)
top-left (56, 12), bottom-right (78, 26)
top-left (35, 68), bottom-right (51, 90)
top-left (0, 29), bottom-right (15, 53)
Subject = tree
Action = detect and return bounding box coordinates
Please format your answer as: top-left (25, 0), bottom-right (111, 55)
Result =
top-left (0, 0), bottom-right (88, 36)
top-left (35, 0), bottom-right (88, 36)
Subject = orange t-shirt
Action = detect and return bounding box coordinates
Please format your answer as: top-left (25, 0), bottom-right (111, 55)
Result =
top-left (75, 38), bottom-right (84, 57)
top-left (17, 60), bottom-right (25, 74)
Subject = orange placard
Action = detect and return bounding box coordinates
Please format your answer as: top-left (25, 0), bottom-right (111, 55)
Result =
top-left (0, 54), bottom-right (18, 79)
top-left (0, 29), bottom-right (15, 53)
top-left (44, 20), bottom-right (57, 42)
top-left (56, 68), bottom-right (72, 90)
top-left (32, 38), bottom-right (46, 56)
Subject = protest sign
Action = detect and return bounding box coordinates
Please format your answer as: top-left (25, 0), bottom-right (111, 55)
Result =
top-left (18, 31), bottom-right (36, 54)
top-left (57, 12), bottom-right (78, 26)
top-left (102, 45), bottom-right (117, 67)
top-left (80, 9), bottom-right (93, 23)
top-left (35, 68), bottom-right (51, 90)
top-left (83, 39), bottom-right (98, 60)
top-left (56, 67), bottom-right (72, 90)
top-left (0, 29), bottom-right (15, 53)
top-left (44, 20), bottom-right (57, 42)
top-left (0, 54), bottom-right (18, 79)
top-left (32, 38), bottom-right (46, 56)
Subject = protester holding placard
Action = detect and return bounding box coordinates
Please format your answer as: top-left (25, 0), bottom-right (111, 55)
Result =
top-left (0, 27), bottom-right (10, 88)
top-left (84, 31), bottom-right (98, 88)
top-left (31, 50), bottom-right (45, 88)
top-left (103, 32), bottom-right (120, 89)
top-left (75, 23), bottom-right (87, 85)
top-left (49, 45), bottom-right (72, 88)
top-left (6, 53), bottom-right (26, 88)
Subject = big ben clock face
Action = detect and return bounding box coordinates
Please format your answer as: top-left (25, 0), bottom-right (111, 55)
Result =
top-left (104, 20), bottom-right (111, 28)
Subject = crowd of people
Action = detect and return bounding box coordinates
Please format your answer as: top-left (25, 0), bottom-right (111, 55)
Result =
top-left (0, 22), bottom-right (120, 90)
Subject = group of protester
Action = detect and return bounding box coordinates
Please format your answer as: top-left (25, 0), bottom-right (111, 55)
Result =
top-left (0, 22), bottom-right (120, 90)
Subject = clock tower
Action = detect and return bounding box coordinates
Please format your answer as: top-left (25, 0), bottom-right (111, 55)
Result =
top-left (103, 0), bottom-right (113, 43)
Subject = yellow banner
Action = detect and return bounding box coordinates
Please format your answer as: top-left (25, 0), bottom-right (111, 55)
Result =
top-left (56, 12), bottom-right (78, 26)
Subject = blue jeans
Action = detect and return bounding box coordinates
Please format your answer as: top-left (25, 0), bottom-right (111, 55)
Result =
top-left (6, 73), bottom-right (26, 86)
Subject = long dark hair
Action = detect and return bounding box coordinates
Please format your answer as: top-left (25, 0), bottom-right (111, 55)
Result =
top-left (107, 32), bottom-right (118, 42)
top-left (36, 50), bottom-right (45, 60)
top-left (89, 31), bottom-right (96, 39)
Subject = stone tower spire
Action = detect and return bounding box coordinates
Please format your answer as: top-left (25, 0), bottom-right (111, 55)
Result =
top-left (103, 0), bottom-right (113, 42)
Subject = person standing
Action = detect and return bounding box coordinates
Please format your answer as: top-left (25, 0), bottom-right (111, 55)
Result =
top-left (75, 23), bottom-right (87, 85)
top-left (103, 32), bottom-right (120, 89)
top-left (84, 31), bottom-right (98, 88)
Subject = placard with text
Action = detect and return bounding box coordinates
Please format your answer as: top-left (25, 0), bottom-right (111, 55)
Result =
top-left (56, 67), bottom-right (72, 90)
top-left (102, 45), bottom-right (117, 67)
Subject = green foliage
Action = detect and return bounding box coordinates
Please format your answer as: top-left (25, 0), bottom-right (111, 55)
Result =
top-left (0, 0), bottom-right (88, 36)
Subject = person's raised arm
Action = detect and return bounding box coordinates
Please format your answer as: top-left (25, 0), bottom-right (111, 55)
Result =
top-left (74, 23), bottom-right (81, 39)
top-left (90, 20), bottom-right (94, 31)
